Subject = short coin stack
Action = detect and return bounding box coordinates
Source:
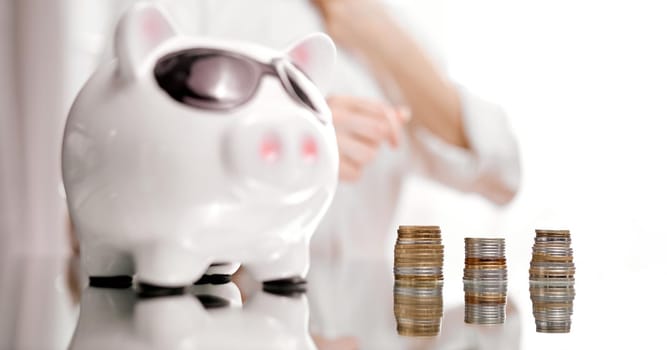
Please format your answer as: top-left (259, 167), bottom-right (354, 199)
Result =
top-left (393, 226), bottom-right (444, 337)
top-left (529, 229), bottom-right (575, 333)
top-left (463, 238), bottom-right (508, 325)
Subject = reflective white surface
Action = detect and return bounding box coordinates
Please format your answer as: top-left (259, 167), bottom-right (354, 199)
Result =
top-left (70, 284), bottom-right (315, 350)
top-left (0, 254), bottom-right (518, 350)
top-left (1, 249), bottom-right (665, 349)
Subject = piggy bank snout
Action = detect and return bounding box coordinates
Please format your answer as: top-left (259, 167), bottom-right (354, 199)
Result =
top-left (226, 117), bottom-right (333, 192)
top-left (256, 132), bottom-right (318, 165)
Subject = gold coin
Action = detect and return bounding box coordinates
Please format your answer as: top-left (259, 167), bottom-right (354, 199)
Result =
top-left (397, 231), bottom-right (442, 236)
top-left (394, 255), bottom-right (444, 260)
top-left (398, 225), bottom-right (441, 231)
top-left (394, 263), bottom-right (444, 267)
top-left (465, 295), bottom-right (507, 304)
top-left (535, 229), bottom-right (570, 237)
top-left (394, 296), bottom-right (443, 304)
top-left (395, 246), bottom-right (444, 252)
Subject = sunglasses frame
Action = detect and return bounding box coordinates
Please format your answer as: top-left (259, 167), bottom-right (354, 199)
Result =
top-left (154, 48), bottom-right (326, 122)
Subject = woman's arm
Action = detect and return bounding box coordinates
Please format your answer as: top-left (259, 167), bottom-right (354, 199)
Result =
top-left (313, 0), bottom-right (468, 149)
top-left (313, 0), bottom-right (520, 204)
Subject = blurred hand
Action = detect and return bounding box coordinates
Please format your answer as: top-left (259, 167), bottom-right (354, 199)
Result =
top-left (311, 0), bottom-right (395, 52)
top-left (312, 335), bottom-right (359, 350)
top-left (328, 95), bottom-right (409, 182)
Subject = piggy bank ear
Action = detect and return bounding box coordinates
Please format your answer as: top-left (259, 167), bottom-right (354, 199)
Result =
top-left (285, 33), bottom-right (336, 92)
top-left (114, 3), bottom-right (177, 80)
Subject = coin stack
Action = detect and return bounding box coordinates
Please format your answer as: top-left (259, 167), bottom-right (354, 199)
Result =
top-left (463, 238), bottom-right (508, 325)
top-left (393, 226), bottom-right (444, 337)
top-left (529, 229), bottom-right (575, 333)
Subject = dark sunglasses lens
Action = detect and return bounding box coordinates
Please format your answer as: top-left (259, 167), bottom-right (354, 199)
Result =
top-left (281, 62), bottom-right (328, 119)
top-left (155, 50), bottom-right (261, 110)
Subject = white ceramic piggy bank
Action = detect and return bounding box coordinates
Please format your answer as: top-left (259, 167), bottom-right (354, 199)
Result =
top-left (62, 3), bottom-right (338, 288)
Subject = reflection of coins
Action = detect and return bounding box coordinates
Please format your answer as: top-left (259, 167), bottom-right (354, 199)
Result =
top-left (396, 322), bottom-right (442, 337)
top-left (463, 238), bottom-right (507, 325)
top-left (393, 225), bottom-right (444, 337)
top-left (529, 229), bottom-right (575, 333)
top-left (394, 267), bottom-right (443, 275)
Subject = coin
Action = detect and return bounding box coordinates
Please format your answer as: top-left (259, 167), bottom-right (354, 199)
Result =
top-left (535, 229), bottom-right (570, 237)
top-left (398, 225), bottom-right (441, 232)
top-left (529, 229), bottom-right (575, 333)
top-left (463, 237), bottom-right (507, 325)
top-left (394, 225), bottom-right (444, 337)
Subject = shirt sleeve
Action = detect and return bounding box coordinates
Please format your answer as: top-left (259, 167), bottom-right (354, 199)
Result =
top-left (406, 87), bottom-right (521, 204)
top-left (381, 0), bottom-right (521, 204)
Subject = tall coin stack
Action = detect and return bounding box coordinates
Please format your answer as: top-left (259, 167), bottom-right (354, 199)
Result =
top-left (529, 229), bottom-right (575, 333)
top-left (463, 238), bottom-right (508, 325)
top-left (393, 226), bottom-right (444, 337)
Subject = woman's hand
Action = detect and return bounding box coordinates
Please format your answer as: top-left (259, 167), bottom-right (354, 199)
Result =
top-left (312, 334), bottom-right (359, 350)
top-left (328, 95), bottom-right (409, 182)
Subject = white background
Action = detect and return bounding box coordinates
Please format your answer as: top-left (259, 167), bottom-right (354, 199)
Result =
top-left (1, 0), bottom-right (666, 348)
top-left (397, 0), bottom-right (667, 348)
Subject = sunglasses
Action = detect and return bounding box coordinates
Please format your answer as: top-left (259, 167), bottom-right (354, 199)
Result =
top-left (154, 48), bottom-right (327, 122)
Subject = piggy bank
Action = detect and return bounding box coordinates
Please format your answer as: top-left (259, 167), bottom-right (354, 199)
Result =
top-left (62, 3), bottom-right (338, 288)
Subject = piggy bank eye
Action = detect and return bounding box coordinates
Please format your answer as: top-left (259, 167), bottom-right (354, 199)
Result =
top-left (154, 49), bottom-right (262, 110)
